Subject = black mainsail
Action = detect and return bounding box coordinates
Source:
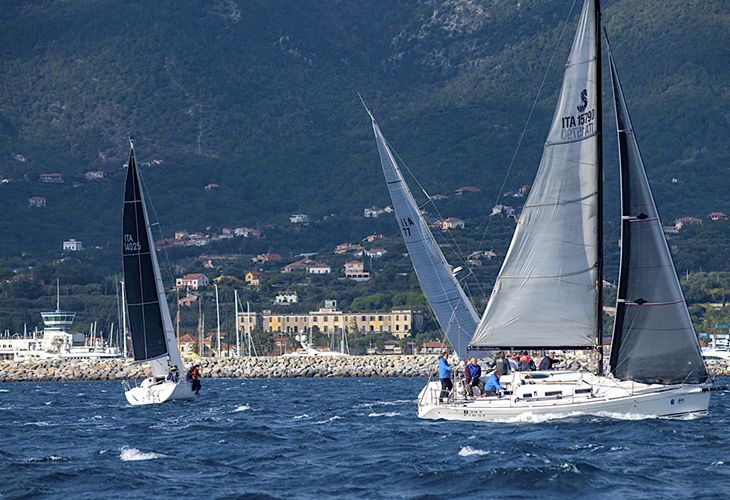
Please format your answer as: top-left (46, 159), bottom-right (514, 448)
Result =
top-left (607, 44), bottom-right (709, 385)
top-left (122, 141), bottom-right (169, 363)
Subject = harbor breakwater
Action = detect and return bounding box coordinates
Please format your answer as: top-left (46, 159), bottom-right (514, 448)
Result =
top-left (1, 356), bottom-right (728, 383)
top-left (0, 355), bottom-right (440, 383)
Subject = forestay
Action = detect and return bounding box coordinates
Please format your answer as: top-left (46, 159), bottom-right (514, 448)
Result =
top-left (122, 143), bottom-right (181, 374)
top-left (471, 0), bottom-right (600, 348)
top-left (607, 47), bottom-right (709, 385)
top-left (368, 114), bottom-right (479, 359)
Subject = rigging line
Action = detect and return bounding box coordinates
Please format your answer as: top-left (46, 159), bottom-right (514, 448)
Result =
top-left (384, 135), bottom-right (489, 302)
top-left (137, 168), bottom-right (176, 291)
top-left (476, 0), bottom-right (580, 253)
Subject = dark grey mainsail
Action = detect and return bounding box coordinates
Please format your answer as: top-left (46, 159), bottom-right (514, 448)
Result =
top-left (367, 111), bottom-right (479, 360)
top-left (607, 46), bottom-right (709, 385)
top-left (122, 142), bottom-right (169, 364)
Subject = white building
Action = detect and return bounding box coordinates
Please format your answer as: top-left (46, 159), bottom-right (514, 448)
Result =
top-left (175, 273), bottom-right (210, 290)
top-left (62, 239), bottom-right (83, 252)
top-left (275, 291), bottom-right (299, 304)
top-left (307, 263), bottom-right (332, 274)
top-left (289, 214), bottom-right (310, 224)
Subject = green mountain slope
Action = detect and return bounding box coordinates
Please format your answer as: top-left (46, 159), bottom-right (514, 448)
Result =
top-left (0, 0), bottom-right (728, 258)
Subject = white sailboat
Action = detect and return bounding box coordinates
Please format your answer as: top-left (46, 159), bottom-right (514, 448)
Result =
top-left (416, 0), bottom-right (710, 420)
top-left (121, 140), bottom-right (196, 405)
top-left (364, 103), bottom-right (480, 360)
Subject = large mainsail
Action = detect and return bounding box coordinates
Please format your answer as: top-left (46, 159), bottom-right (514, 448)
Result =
top-left (367, 112), bottom-right (479, 359)
top-left (607, 47), bottom-right (708, 385)
top-left (471, 0), bottom-right (600, 348)
top-left (122, 141), bottom-right (182, 376)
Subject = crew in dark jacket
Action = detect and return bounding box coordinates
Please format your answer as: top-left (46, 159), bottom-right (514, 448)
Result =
top-left (538, 351), bottom-right (561, 371)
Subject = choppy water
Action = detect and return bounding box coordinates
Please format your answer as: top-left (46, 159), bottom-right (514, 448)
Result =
top-left (1, 377), bottom-right (729, 499)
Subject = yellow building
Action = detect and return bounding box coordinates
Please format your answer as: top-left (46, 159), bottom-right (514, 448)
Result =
top-left (250, 301), bottom-right (423, 339)
top-left (244, 271), bottom-right (262, 286)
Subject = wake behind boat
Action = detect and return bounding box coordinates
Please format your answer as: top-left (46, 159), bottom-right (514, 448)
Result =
top-left (121, 140), bottom-right (196, 405)
top-left (391, 0), bottom-right (709, 421)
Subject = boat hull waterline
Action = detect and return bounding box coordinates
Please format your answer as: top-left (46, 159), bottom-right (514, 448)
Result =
top-left (124, 380), bottom-right (195, 406)
top-left (417, 376), bottom-right (710, 421)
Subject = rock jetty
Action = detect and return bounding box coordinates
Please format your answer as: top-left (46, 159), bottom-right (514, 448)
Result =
top-left (0, 355), bottom-right (440, 383)
top-left (0, 356), bottom-right (727, 383)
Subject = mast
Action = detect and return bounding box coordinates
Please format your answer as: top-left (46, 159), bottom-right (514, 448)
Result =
top-left (594, 0), bottom-right (604, 375)
top-left (234, 289), bottom-right (240, 357)
top-left (246, 301), bottom-right (252, 357)
top-left (120, 280), bottom-right (128, 358)
top-left (215, 283), bottom-right (221, 357)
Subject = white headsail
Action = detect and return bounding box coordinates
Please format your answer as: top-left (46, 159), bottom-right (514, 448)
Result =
top-left (367, 110), bottom-right (479, 359)
top-left (471, 0), bottom-right (600, 348)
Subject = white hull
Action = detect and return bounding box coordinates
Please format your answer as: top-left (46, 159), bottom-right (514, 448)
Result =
top-left (417, 371), bottom-right (710, 421)
top-left (124, 379), bottom-right (196, 406)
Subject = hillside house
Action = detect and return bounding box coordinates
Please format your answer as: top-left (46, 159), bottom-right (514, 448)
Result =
top-left (62, 239), bottom-right (82, 252)
top-left (275, 291), bottom-right (299, 304)
top-left (175, 273), bottom-right (210, 290)
top-left (432, 217), bottom-right (465, 231)
top-left (362, 233), bottom-right (386, 243)
top-left (363, 206), bottom-right (393, 218)
top-left (307, 263), bottom-right (332, 274)
top-left (365, 248), bottom-right (388, 258)
top-left (245, 271), bottom-right (262, 286)
top-left (234, 227), bottom-right (261, 238)
top-left (252, 252), bottom-right (283, 263)
top-left (39, 173), bottom-right (64, 184)
top-left (28, 196), bottom-right (47, 208)
top-left (490, 204), bottom-right (516, 218)
top-left (344, 260), bottom-right (370, 281)
top-left (674, 217), bottom-right (703, 230)
top-left (289, 213), bottom-right (310, 225)
top-left (178, 295), bottom-right (199, 307)
top-left (455, 186), bottom-right (480, 196)
top-left (282, 259), bottom-right (311, 273)
top-left (84, 170), bottom-right (105, 181)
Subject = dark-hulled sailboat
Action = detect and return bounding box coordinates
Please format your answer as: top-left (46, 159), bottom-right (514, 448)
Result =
top-left (417, 0), bottom-right (710, 420)
top-left (122, 140), bottom-right (195, 405)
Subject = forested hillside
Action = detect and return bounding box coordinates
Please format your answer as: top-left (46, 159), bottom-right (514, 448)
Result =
top-left (1, 0), bottom-right (728, 260)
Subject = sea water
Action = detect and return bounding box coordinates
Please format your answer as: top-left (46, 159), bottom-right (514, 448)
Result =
top-left (1, 378), bottom-right (728, 499)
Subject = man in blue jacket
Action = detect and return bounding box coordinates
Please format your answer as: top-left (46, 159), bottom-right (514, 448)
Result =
top-left (484, 370), bottom-right (505, 396)
top-left (438, 351), bottom-right (452, 402)
top-left (466, 357), bottom-right (483, 396)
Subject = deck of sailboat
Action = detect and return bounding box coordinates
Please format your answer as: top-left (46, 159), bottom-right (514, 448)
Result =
top-left (418, 373), bottom-right (711, 421)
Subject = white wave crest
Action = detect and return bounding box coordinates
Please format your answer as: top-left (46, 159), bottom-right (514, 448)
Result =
top-left (495, 411), bottom-right (587, 424)
top-left (367, 411), bottom-right (401, 418)
top-left (119, 447), bottom-right (167, 461)
top-left (22, 421), bottom-right (54, 427)
top-left (294, 414), bottom-right (310, 420)
top-left (591, 411), bottom-right (658, 421)
top-left (233, 405), bottom-right (250, 412)
top-left (314, 415), bottom-right (342, 425)
top-left (28, 455), bottom-right (67, 462)
top-left (354, 399), bottom-right (413, 409)
top-left (0, 389), bottom-right (9, 393)
top-left (459, 446), bottom-right (490, 457)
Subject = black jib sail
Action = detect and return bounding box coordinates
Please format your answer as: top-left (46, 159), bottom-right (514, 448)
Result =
top-left (607, 44), bottom-right (708, 385)
top-left (122, 142), bottom-right (169, 362)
